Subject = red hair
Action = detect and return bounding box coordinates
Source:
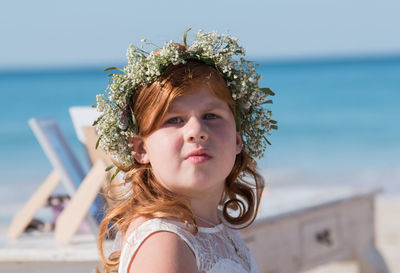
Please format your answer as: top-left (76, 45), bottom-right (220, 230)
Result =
top-left (97, 60), bottom-right (265, 272)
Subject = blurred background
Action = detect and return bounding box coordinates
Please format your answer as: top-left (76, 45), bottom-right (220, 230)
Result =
top-left (0, 0), bottom-right (399, 226)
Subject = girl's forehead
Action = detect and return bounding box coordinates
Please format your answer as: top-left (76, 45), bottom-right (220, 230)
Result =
top-left (167, 87), bottom-right (229, 112)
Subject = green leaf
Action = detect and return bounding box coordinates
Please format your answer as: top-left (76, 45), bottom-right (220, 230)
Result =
top-left (105, 164), bottom-right (115, 172)
top-left (258, 100), bottom-right (273, 105)
top-left (104, 66), bottom-right (118, 71)
top-left (270, 125), bottom-right (278, 130)
top-left (128, 104), bottom-right (137, 129)
top-left (263, 136), bottom-right (272, 145)
top-left (183, 28), bottom-right (192, 48)
top-left (110, 168), bottom-right (121, 183)
top-left (260, 88), bottom-right (275, 96)
top-left (104, 67), bottom-right (125, 73)
top-left (270, 119), bottom-right (277, 124)
top-left (92, 115), bottom-right (102, 126)
top-left (95, 135), bottom-right (102, 149)
top-left (235, 103), bottom-right (245, 131)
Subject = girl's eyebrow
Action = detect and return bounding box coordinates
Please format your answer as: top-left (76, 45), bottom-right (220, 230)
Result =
top-left (168, 101), bottom-right (228, 113)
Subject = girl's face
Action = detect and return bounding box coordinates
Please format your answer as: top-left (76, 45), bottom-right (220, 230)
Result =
top-left (136, 85), bottom-right (242, 201)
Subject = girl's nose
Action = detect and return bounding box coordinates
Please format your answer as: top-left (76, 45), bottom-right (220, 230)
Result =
top-left (184, 117), bottom-right (208, 143)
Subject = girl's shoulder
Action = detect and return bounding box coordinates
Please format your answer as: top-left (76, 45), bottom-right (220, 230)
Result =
top-left (119, 218), bottom-right (259, 273)
top-left (125, 217), bottom-right (196, 242)
top-left (119, 218), bottom-right (199, 273)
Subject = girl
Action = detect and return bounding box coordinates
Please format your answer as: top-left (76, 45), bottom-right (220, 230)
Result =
top-left (95, 30), bottom-right (277, 273)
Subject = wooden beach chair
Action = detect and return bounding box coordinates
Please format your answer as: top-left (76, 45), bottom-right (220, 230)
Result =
top-left (69, 106), bottom-right (123, 205)
top-left (7, 117), bottom-right (108, 244)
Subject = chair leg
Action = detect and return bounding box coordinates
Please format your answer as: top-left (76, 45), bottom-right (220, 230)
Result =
top-left (54, 160), bottom-right (107, 244)
top-left (7, 170), bottom-right (60, 239)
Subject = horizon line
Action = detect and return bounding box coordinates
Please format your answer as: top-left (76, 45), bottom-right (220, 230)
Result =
top-left (1, 52), bottom-right (399, 75)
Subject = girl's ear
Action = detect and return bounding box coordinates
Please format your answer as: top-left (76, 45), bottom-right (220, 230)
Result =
top-left (129, 137), bottom-right (150, 164)
top-left (235, 132), bottom-right (243, 155)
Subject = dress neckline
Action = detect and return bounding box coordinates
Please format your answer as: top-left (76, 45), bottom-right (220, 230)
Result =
top-left (151, 218), bottom-right (226, 234)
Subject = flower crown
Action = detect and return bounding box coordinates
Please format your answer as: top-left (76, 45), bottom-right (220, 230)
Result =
top-left (94, 29), bottom-right (277, 168)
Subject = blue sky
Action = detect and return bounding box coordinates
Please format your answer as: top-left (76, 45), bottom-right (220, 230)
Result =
top-left (1, 0), bottom-right (399, 68)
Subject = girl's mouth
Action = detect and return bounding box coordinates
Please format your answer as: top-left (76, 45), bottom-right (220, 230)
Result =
top-left (185, 149), bottom-right (212, 164)
top-left (186, 154), bottom-right (212, 164)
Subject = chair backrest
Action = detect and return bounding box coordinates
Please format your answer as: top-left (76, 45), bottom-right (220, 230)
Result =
top-left (69, 106), bottom-right (122, 208)
top-left (69, 106), bottom-right (108, 164)
top-left (69, 106), bottom-right (100, 145)
top-left (69, 106), bottom-right (101, 167)
top-left (28, 117), bottom-right (105, 226)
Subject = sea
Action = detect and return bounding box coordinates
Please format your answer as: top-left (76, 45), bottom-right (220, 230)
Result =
top-left (1, 55), bottom-right (399, 225)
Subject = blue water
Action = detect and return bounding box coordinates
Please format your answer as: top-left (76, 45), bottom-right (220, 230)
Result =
top-left (260, 57), bottom-right (400, 171)
top-left (1, 56), bottom-right (399, 210)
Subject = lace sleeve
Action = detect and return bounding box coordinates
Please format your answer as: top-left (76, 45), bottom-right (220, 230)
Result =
top-left (118, 219), bottom-right (199, 273)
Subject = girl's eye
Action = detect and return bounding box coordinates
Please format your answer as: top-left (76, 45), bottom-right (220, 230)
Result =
top-left (204, 113), bottom-right (217, 120)
top-left (166, 117), bottom-right (183, 124)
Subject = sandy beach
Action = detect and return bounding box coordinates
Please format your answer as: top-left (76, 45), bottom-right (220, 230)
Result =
top-left (303, 194), bottom-right (400, 273)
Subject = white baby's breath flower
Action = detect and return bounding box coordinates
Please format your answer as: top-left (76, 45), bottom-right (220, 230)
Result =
top-left (95, 29), bottom-right (277, 166)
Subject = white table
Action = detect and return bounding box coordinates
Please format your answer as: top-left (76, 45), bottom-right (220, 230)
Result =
top-left (0, 233), bottom-right (112, 273)
top-left (1, 186), bottom-right (389, 273)
top-left (240, 186), bottom-right (389, 273)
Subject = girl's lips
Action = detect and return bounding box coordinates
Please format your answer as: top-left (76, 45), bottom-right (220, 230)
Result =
top-left (186, 154), bottom-right (212, 164)
top-left (185, 149), bottom-right (210, 158)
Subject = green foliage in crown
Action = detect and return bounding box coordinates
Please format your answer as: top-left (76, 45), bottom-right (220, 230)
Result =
top-left (94, 29), bottom-right (277, 167)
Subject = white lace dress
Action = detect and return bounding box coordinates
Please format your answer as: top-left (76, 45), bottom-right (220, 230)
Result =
top-left (118, 218), bottom-right (259, 273)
